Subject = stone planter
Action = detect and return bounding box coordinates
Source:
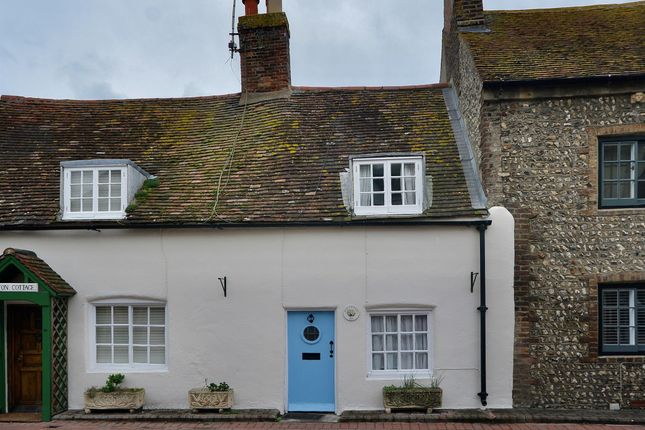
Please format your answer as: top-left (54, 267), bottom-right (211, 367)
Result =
top-left (188, 388), bottom-right (234, 412)
top-left (383, 387), bottom-right (442, 413)
top-left (84, 388), bottom-right (145, 413)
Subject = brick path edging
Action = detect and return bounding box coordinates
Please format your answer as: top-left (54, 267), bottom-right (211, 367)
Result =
top-left (55, 409), bottom-right (280, 422)
top-left (50, 408), bottom-right (645, 425)
top-left (340, 409), bottom-right (645, 425)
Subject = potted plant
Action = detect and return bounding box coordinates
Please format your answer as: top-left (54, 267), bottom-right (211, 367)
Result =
top-left (188, 379), bottom-right (234, 412)
top-left (84, 374), bottom-right (145, 413)
top-left (383, 375), bottom-right (443, 413)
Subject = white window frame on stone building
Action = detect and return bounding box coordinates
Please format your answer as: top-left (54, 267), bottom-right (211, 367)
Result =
top-left (89, 300), bottom-right (168, 372)
top-left (598, 138), bottom-right (645, 208)
top-left (599, 286), bottom-right (645, 354)
top-left (352, 156), bottom-right (424, 216)
top-left (368, 311), bottom-right (432, 378)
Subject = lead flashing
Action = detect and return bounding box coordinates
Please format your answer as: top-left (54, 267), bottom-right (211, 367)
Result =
top-left (442, 87), bottom-right (488, 210)
top-left (60, 159), bottom-right (155, 179)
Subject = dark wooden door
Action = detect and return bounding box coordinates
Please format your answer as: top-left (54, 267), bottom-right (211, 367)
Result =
top-left (8, 305), bottom-right (42, 412)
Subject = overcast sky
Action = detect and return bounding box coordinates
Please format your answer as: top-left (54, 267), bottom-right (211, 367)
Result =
top-left (0, 0), bottom-right (636, 100)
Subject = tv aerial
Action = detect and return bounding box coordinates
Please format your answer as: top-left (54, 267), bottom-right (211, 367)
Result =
top-left (228, 0), bottom-right (239, 59)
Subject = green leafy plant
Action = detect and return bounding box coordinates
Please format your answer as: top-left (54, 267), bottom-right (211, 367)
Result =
top-left (204, 379), bottom-right (231, 392)
top-left (85, 373), bottom-right (127, 398)
top-left (101, 373), bottom-right (125, 393)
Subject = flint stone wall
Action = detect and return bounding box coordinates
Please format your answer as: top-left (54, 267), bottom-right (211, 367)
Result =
top-left (481, 91), bottom-right (645, 408)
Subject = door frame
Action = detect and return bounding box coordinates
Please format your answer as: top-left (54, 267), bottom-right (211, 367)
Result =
top-left (284, 307), bottom-right (337, 414)
top-left (0, 297), bottom-right (51, 420)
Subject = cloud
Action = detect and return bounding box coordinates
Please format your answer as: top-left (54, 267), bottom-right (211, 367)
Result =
top-left (182, 81), bottom-right (204, 97)
top-left (72, 81), bottom-right (124, 100)
top-left (0, 45), bottom-right (16, 63)
top-left (2, 0), bottom-right (638, 99)
top-left (60, 57), bottom-right (124, 99)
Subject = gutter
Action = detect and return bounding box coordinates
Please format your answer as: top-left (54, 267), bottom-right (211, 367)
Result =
top-left (483, 72), bottom-right (645, 89)
top-left (483, 73), bottom-right (645, 101)
top-left (0, 219), bottom-right (492, 231)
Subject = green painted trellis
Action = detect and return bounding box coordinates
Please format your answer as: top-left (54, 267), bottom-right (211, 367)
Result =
top-left (0, 252), bottom-right (75, 422)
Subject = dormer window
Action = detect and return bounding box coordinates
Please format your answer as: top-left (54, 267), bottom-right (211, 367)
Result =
top-left (61, 160), bottom-right (152, 220)
top-left (352, 156), bottom-right (424, 216)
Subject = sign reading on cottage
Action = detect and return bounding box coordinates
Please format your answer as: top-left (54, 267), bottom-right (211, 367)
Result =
top-left (0, 283), bottom-right (38, 292)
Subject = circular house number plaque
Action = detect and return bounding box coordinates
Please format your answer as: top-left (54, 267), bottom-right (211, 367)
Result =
top-left (343, 305), bottom-right (360, 321)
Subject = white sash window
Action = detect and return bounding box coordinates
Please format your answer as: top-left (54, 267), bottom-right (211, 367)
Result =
top-left (91, 303), bottom-right (167, 371)
top-left (353, 157), bottom-right (424, 216)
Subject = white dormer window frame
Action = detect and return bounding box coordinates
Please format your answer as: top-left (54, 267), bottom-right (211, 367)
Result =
top-left (352, 156), bottom-right (424, 216)
top-left (63, 166), bottom-right (128, 220)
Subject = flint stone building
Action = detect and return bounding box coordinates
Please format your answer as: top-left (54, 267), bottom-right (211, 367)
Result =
top-left (443, 0), bottom-right (645, 409)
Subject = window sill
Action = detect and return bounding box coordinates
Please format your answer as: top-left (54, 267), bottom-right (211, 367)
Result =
top-left (597, 352), bottom-right (645, 358)
top-left (367, 371), bottom-right (434, 380)
top-left (62, 212), bottom-right (126, 221)
top-left (352, 209), bottom-right (425, 218)
top-left (88, 366), bottom-right (168, 374)
top-left (596, 206), bottom-right (645, 216)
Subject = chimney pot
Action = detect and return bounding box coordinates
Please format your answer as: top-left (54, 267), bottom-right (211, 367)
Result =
top-left (242, 0), bottom-right (260, 16)
top-left (266, 0), bottom-right (282, 13)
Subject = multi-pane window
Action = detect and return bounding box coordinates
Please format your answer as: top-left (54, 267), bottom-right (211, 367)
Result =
top-left (353, 157), bottom-right (423, 215)
top-left (370, 313), bottom-right (430, 373)
top-left (98, 169), bottom-right (123, 212)
top-left (599, 138), bottom-right (645, 208)
top-left (94, 304), bottom-right (167, 369)
top-left (64, 167), bottom-right (125, 219)
top-left (69, 170), bottom-right (94, 212)
top-left (600, 287), bottom-right (645, 354)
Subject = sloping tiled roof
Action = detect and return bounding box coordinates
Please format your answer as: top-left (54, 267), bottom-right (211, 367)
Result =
top-left (0, 248), bottom-right (76, 296)
top-left (461, 1), bottom-right (645, 82)
top-left (0, 85), bottom-right (486, 228)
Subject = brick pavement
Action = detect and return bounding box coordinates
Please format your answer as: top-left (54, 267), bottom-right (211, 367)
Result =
top-left (1, 422), bottom-right (645, 430)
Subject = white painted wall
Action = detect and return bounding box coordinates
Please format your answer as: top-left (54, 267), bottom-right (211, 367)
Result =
top-left (0, 207), bottom-right (514, 412)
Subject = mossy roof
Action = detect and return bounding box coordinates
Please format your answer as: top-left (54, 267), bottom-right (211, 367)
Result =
top-left (0, 85), bottom-right (486, 228)
top-left (461, 1), bottom-right (645, 82)
top-left (0, 248), bottom-right (76, 296)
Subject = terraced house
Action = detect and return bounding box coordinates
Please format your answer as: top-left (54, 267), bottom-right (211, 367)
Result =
top-left (442, 0), bottom-right (645, 409)
top-left (0, 1), bottom-right (514, 422)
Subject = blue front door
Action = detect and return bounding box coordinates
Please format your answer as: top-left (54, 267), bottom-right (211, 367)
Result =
top-left (287, 311), bottom-right (335, 412)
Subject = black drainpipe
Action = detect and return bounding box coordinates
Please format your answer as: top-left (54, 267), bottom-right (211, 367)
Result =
top-left (477, 223), bottom-right (488, 406)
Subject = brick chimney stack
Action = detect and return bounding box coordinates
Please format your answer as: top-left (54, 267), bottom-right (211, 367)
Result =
top-left (445, 0), bottom-right (485, 31)
top-left (440, 0), bottom-right (485, 83)
top-left (238, 0), bottom-right (291, 96)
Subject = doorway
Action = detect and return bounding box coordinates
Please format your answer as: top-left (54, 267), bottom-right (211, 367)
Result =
top-left (287, 311), bottom-right (335, 412)
top-left (7, 305), bottom-right (42, 412)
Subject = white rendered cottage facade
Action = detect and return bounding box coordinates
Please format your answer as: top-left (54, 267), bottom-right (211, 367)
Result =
top-left (0, 2), bottom-right (515, 421)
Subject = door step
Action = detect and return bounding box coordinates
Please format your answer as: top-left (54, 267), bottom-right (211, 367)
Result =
top-left (282, 412), bottom-right (339, 422)
top-left (0, 412), bottom-right (41, 423)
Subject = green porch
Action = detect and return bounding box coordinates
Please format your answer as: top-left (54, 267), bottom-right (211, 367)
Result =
top-left (0, 248), bottom-right (75, 422)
